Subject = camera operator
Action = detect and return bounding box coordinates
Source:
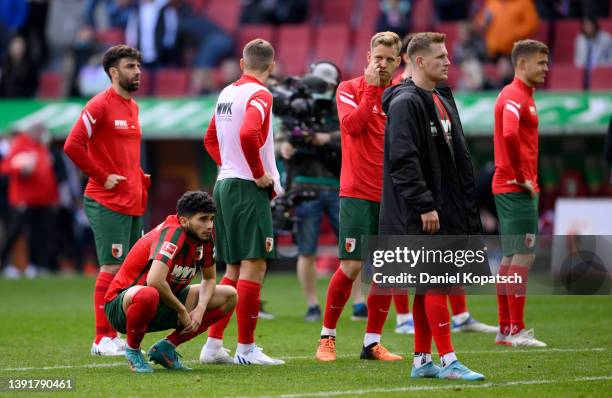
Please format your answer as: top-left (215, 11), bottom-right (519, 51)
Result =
top-left (275, 61), bottom-right (367, 322)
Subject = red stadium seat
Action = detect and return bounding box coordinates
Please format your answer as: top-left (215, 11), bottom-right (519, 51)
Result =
top-left (320, 0), bottom-right (356, 24)
top-left (38, 71), bottom-right (63, 98)
top-left (154, 68), bottom-right (190, 97)
top-left (531, 21), bottom-right (550, 44)
top-left (96, 29), bottom-right (125, 47)
top-left (349, 26), bottom-right (376, 78)
top-left (237, 25), bottom-right (275, 56)
top-left (599, 18), bottom-right (612, 33)
top-left (590, 67), bottom-right (612, 90)
top-left (552, 19), bottom-right (581, 64)
top-left (358, 0), bottom-right (380, 28)
top-left (436, 22), bottom-right (459, 60)
top-left (411, 0), bottom-right (434, 33)
top-left (135, 70), bottom-right (152, 97)
top-left (313, 24), bottom-right (351, 70)
top-left (548, 64), bottom-right (583, 90)
top-left (277, 24), bottom-right (311, 77)
top-left (205, 0), bottom-right (240, 34)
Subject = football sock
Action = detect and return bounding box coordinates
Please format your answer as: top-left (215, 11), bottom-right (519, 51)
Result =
top-left (412, 294), bottom-right (432, 353)
top-left (441, 351), bottom-right (458, 368)
top-left (237, 342), bottom-right (255, 355)
top-left (449, 292), bottom-right (467, 315)
top-left (125, 287), bottom-right (159, 349)
top-left (166, 307), bottom-right (226, 347)
top-left (204, 337), bottom-right (223, 350)
top-left (397, 312), bottom-right (412, 325)
top-left (207, 277), bottom-right (237, 340)
top-left (451, 311), bottom-right (470, 325)
top-left (322, 268), bottom-right (354, 330)
top-left (363, 333), bottom-right (381, 347)
top-left (393, 291), bottom-right (410, 314)
top-left (320, 327), bottom-right (336, 338)
top-left (365, 284), bottom-right (392, 335)
top-left (236, 279), bottom-right (261, 344)
top-left (94, 271), bottom-right (117, 343)
top-left (413, 352), bottom-right (433, 369)
top-left (496, 264), bottom-right (511, 335)
top-left (425, 293), bottom-right (454, 356)
top-left (508, 265), bottom-right (530, 333)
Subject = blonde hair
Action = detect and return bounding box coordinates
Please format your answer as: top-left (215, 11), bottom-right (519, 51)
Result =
top-left (370, 31), bottom-right (402, 55)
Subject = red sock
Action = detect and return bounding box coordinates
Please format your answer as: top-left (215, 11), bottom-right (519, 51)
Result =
top-left (412, 294), bottom-right (431, 353)
top-left (126, 287), bottom-right (159, 349)
top-left (94, 271), bottom-right (117, 343)
top-left (322, 268), bottom-right (354, 330)
top-left (365, 284), bottom-right (392, 334)
top-left (236, 280), bottom-right (261, 344)
top-left (449, 289), bottom-right (467, 315)
top-left (425, 293), bottom-right (453, 356)
top-left (508, 265), bottom-right (529, 333)
top-left (167, 307), bottom-right (226, 347)
top-left (392, 290), bottom-right (410, 314)
top-left (208, 277), bottom-right (237, 340)
top-left (497, 264), bottom-right (511, 335)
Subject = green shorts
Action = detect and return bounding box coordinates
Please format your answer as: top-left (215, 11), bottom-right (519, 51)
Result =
top-left (84, 196), bottom-right (143, 265)
top-left (104, 286), bottom-right (191, 334)
top-left (213, 178), bottom-right (275, 264)
top-left (338, 197), bottom-right (380, 260)
top-left (494, 192), bottom-right (539, 257)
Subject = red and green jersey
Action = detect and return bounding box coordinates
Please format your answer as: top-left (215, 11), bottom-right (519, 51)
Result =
top-left (336, 76), bottom-right (390, 203)
top-left (64, 86), bottom-right (150, 216)
top-left (105, 215), bottom-right (214, 302)
top-left (492, 77), bottom-right (540, 195)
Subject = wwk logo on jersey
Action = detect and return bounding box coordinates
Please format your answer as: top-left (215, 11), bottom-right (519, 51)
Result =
top-left (114, 120), bottom-right (128, 129)
top-left (111, 243), bottom-right (123, 259)
top-left (345, 238), bottom-right (356, 253)
top-left (170, 265), bottom-right (196, 280)
top-left (160, 241), bottom-right (178, 259)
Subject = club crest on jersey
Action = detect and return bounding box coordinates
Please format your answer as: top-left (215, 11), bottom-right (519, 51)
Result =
top-left (160, 241), bottom-right (178, 259)
top-left (525, 233), bottom-right (536, 248)
top-left (345, 238), bottom-right (356, 253)
top-left (111, 243), bottom-right (123, 259)
top-left (265, 237), bottom-right (274, 253)
top-left (114, 120), bottom-right (128, 129)
top-left (196, 245), bottom-right (204, 261)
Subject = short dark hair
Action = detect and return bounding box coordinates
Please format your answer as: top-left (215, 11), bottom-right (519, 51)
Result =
top-left (511, 39), bottom-right (549, 67)
top-left (177, 191), bottom-right (216, 217)
top-left (400, 33), bottom-right (415, 57)
top-left (102, 45), bottom-right (141, 79)
top-left (407, 32), bottom-right (446, 63)
top-left (243, 39), bottom-right (275, 72)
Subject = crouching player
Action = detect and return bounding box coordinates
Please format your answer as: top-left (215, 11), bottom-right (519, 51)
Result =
top-left (104, 191), bottom-right (237, 372)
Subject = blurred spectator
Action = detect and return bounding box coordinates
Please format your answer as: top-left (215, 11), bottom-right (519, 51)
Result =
top-left (487, 56), bottom-right (514, 89)
top-left (475, 161), bottom-right (498, 234)
top-left (20, 0), bottom-right (49, 66)
top-left (77, 53), bottom-right (110, 97)
top-left (574, 17), bottom-right (612, 69)
top-left (376, 0), bottom-right (412, 38)
top-left (435, 0), bottom-right (469, 21)
top-left (125, 0), bottom-right (182, 68)
top-left (0, 0), bottom-right (28, 59)
top-left (217, 58), bottom-right (241, 87)
top-left (0, 123), bottom-right (59, 277)
top-left (68, 25), bottom-right (101, 97)
top-left (477, 0), bottom-right (539, 59)
top-left (241, 0), bottom-right (309, 25)
top-left (0, 35), bottom-right (38, 97)
top-left (453, 21), bottom-right (487, 64)
top-left (457, 59), bottom-right (485, 91)
top-left (84, 0), bottom-right (135, 28)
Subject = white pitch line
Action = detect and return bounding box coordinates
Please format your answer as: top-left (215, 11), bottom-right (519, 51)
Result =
top-left (1, 347), bottom-right (609, 372)
top-left (235, 376), bottom-right (612, 398)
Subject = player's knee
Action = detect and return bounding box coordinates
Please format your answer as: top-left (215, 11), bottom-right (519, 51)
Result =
top-left (340, 261), bottom-right (360, 279)
top-left (135, 286), bottom-right (160, 306)
top-left (225, 287), bottom-right (237, 310)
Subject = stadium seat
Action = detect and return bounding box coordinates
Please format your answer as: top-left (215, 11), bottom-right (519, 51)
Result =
top-left (599, 18), bottom-right (612, 33)
top-left (237, 25), bottom-right (275, 56)
top-left (552, 19), bottom-right (581, 64)
top-left (531, 21), bottom-right (550, 44)
top-left (38, 71), bottom-right (63, 98)
top-left (320, 0), bottom-right (356, 25)
top-left (313, 24), bottom-right (351, 70)
top-left (548, 64), bottom-right (583, 90)
top-left (436, 22), bottom-right (459, 60)
top-left (277, 24), bottom-right (311, 76)
top-left (348, 26), bottom-right (376, 78)
top-left (96, 29), bottom-right (125, 48)
top-left (589, 67), bottom-right (612, 90)
top-left (358, 0), bottom-right (381, 28)
top-left (205, 0), bottom-right (240, 34)
top-left (154, 69), bottom-right (190, 97)
top-left (411, 0), bottom-right (434, 33)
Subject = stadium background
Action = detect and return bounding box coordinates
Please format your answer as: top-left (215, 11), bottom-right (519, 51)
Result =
top-left (0, 0), bottom-right (611, 274)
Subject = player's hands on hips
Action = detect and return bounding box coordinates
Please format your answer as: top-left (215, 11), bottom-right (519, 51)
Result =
top-left (104, 174), bottom-right (126, 189)
top-left (255, 173), bottom-right (274, 188)
top-left (364, 61), bottom-right (381, 86)
top-left (280, 142), bottom-right (296, 159)
top-left (181, 307), bottom-right (205, 334)
top-left (421, 210), bottom-right (440, 234)
top-left (507, 179), bottom-right (536, 198)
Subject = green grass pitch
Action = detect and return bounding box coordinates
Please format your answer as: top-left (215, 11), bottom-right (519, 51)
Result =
top-left (0, 274), bottom-right (610, 397)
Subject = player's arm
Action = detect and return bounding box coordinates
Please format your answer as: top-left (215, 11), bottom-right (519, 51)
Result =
top-left (336, 81), bottom-right (380, 137)
top-left (240, 90), bottom-right (273, 183)
top-left (204, 116), bottom-right (221, 166)
top-left (146, 259), bottom-right (190, 323)
top-left (387, 96), bottom-right (439, 234)
top-left (501, 96), bottom-right (525, 182)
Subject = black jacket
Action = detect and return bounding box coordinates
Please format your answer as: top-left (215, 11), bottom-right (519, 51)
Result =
top-left (379, 79), bottom-right (482, 235)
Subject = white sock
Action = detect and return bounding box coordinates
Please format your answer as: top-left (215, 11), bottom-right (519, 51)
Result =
top-left (396, 312), bottom-right (412, 325)
top-left (452, 311), bottom-right (470, 325)
top-left (205, 337), bottom-right (223, 350)
top-left (441, 352), bottom-right (458, 367)
top-left (363, 333), bottom-right (381, 347)
top-left (236, 343), bottom-right (255, 355)
top-left (413, 353), bottom-right (433, 369)
top-left (321, 327), bottom-right (336, 337)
